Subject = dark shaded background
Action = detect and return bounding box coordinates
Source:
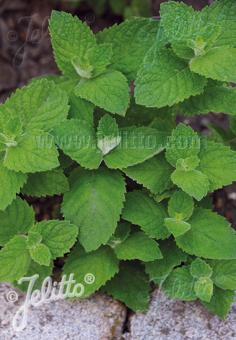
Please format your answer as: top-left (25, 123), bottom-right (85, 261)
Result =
top-left (1, 0), bottom-right (235, 224)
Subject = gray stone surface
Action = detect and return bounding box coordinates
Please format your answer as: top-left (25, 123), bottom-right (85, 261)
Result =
top-left (0, 284), bottom-right (126, 340)
top-left (125, 289), bottom-right (236, 340)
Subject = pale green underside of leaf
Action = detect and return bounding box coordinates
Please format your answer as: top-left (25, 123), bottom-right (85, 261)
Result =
top-left (145, 240), bottom-right (187, 284)
top-left (123, 153), bottom-right (173, 195)
top-left (4, 131), bottom-right (59, 173)
top-left (178, 84), bottom-right (236, 116)
top-left (0, 197), bottom-right (34, 246)
top-left (104, 127), bottom-right (167, 169)
top-left (54, 119), bottom-right (102, 169)
top-left (97, 17), bottom-right (159, 80)
top-left (22, 169), bottom-right (69, 197)
top-left (199, 140), bottom-right (236, 191)
top-left (135, 47), bottom-right (206, 108)
top-left (0, 236), bottom-right (30, 282)
top-left (190, 47), bottom-right (236, 83)
top-left (104, 262), bottom-right (150, 312)
top-left (176, 208), bottom-right (236, 259)
top-left (162, 266), bottom-right (196, 301)
top-left (114, 232), bottom-right (163, 262)
top-left (122, 190), bottom-right (168, 240)
top-left (202, 287), bottom-right (235, 320)
top-left (75, 70), bottom-right (130, 116)
top-left (62, 168), bottom-right (126, 252)
top-left (0, 163), bottom-right (27, 211)
top-left (171, 169), bottom-right (209, 201)
top-left (63, 246), bottom-right (119, 297)
top-left (31, 220), bottom-right (78, 259)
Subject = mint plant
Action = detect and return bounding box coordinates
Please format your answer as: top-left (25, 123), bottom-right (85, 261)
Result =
top-left (0, 0), bottom-right (236, 319)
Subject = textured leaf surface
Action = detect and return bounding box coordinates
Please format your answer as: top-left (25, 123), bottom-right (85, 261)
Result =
top-left (104, 262), bottom-right (150, 311)
top-left (202, 287), bottom-right (235, 319)
top-left (123, 154), bottom-right (173, 195)
top-left (4, 132), bottom-right (59, 173)
top-left (145, 240), bottom-right (187, 284)
top-left (97, 114), bottom-right (121, 155)
top-left (199, 141), bottom-right (236, 191)
top-left (164, 218), bottom-right (191, 238)
top-left (0, 236), bottom-right (30, 282)
top-left (210, 260), bottom-right (236, 290)
top-left (104, 127), bottom-right (166, 169)
top-left (168, 191), bottom-right (194, 221)
top-left (54, 119), bottom-right (102, 169)
top-left (176, 209), bottom-right (236, 259)
top-left (29, 243), bottom-right (51, 267)
top-left (135, 47), bottom-right (206, 108)
top-left (75, 70), bottom-right (130, 115)
top-left (0, 163), bottom-right (27, 211)
top-left (190, 258), bottom-right (213, 279)
top-left (122, 190), bottom-right (168, 239)
top-left (63, 246), bottom-right (119, 297)
top-left (97, 18), bottom-right (158, 80)
top-left (22, 169), bottom-right (69, 197)
top-left (162, 266), bottom-right (196, 301)
top-left (62, 168), bottom-right (126, 251)
top-left (190, 47), bottom-right (236, 83)
top-left (31, 220), bottom-right (78, 259)
top-left (0, 198), bottom-right (34, 246)
top-left (114, 232), bottom-right (162, 262)
top-left (194, 277), bottom-right (213, 302)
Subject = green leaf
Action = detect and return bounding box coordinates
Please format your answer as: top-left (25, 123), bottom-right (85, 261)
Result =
top-left (145, 240), bottom-right (187, 284)
top-left (0, 163), bottom-right (27, 211)
top-left (75, 70), bottom-right (130, 116)
top-left (202, 287), bottom-right (235, 319)
top-left (104, 127), bottom-right (166, 169)
top-left (22, 169), bottom-right (69, 197)
top-left (190, 47), bottom-right (236, 82)
top-left (175, 156), bottom-right (200, 172)
top-left (27, 231), bottom-right (42, 248)
top-left (0, 197), bottom-right (34, 246)
top-left (179, 84), bottom-right (236, 116)
top-left (135, 47), bottom-right (206, 108)
top-left (31, 220), bottom-right (78, 259)
top-left (176, 208), bottom-right (236, 259)
top-left (210, 260), bottom-right (236, 290)
top-left (190, 258), bottom-right (213, 279)
top-left (62, 168), bottom-right (126, 252)
top-left (0, 236), bottom-right (30, 282)
top-left (104, 262), bottom-right (150, 311)
top-left (171, 169), bottom-right (209, 201)
top-left (4, 131), bottom-right (59, 173)
top-left (29, 243), bottom-right (51, 267)
top-left (69, 95), bottom-right (94, 125)
top-left (49, 10), bottom-right (96, 77)
top-left (123, 154), bottom-right (173, 195)
top-left (97, 17), bottom-right (158, 80)
top-left (0, 79), bottom-right (69, 132)
top-left (199, 140), bottom-right (236, 191)
top-left (114, 232), bottom-right (163, 262)
top-left (165, 124), bottom-right (200, 167)
top-left (54, 119), bottom-right (102, 169)
top-left (97, 114), bottom-right (121, 155)
top-left (162, 266), bottom-right (196, 301)
top-left (164, 218), bottom-right (191, 238)
top-left (194, 277), bottom-right (213, 302)
top-left (168, 191), bottom-right (194, 221)
top-left (63, 246), bottom-right (119, 297)
top-left (108, 222), bottom-right (131, 248)
top-left (122, 190), bottom-right (168, 240)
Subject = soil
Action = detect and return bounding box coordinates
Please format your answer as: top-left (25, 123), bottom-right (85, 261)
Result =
top-left (1, 0), bottom-right (235, 226)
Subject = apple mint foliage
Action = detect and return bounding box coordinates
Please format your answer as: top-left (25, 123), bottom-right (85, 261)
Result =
top-left (1, 1), bottom-right (236, 318)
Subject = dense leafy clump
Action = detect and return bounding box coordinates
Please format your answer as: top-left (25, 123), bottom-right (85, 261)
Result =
top-left (1, 0), bottom-right (236, 319)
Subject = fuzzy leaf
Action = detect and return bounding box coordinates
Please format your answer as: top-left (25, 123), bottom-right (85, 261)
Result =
top-left (0, 198), bottom-right (34, 246)
top-left (63, 246), bottom-right (119, 297)
top-left (114, 232), bottom-right (162, 262)
top-left (97, 114), bottom-right (121, 155)
top-left (135, 47), bottom-right (206, 108)
top-left (62, 168), bottom-right (126, 252)
top-left (164, 218), bottom-right (191, 238)
top-left (190, 258), bottom-right (213, 279)
top-left (194, 277), bottom-right (213, 302)
top-left (210, 260), bottom-right (236, 290)
top-left (29, 243), bottom-right (52, 267)
top-left (122, 190), bottom-right (168, 239)
top-left (168, 191), bottom-right (194, 221)
top-left (176, 208), bottom-right (236, 259)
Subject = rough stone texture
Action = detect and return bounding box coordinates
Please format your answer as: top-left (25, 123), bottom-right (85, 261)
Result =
top-left (0, 284), bottom-right (126, 340)
top-left (125, 289), bottom-right (236, 340)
